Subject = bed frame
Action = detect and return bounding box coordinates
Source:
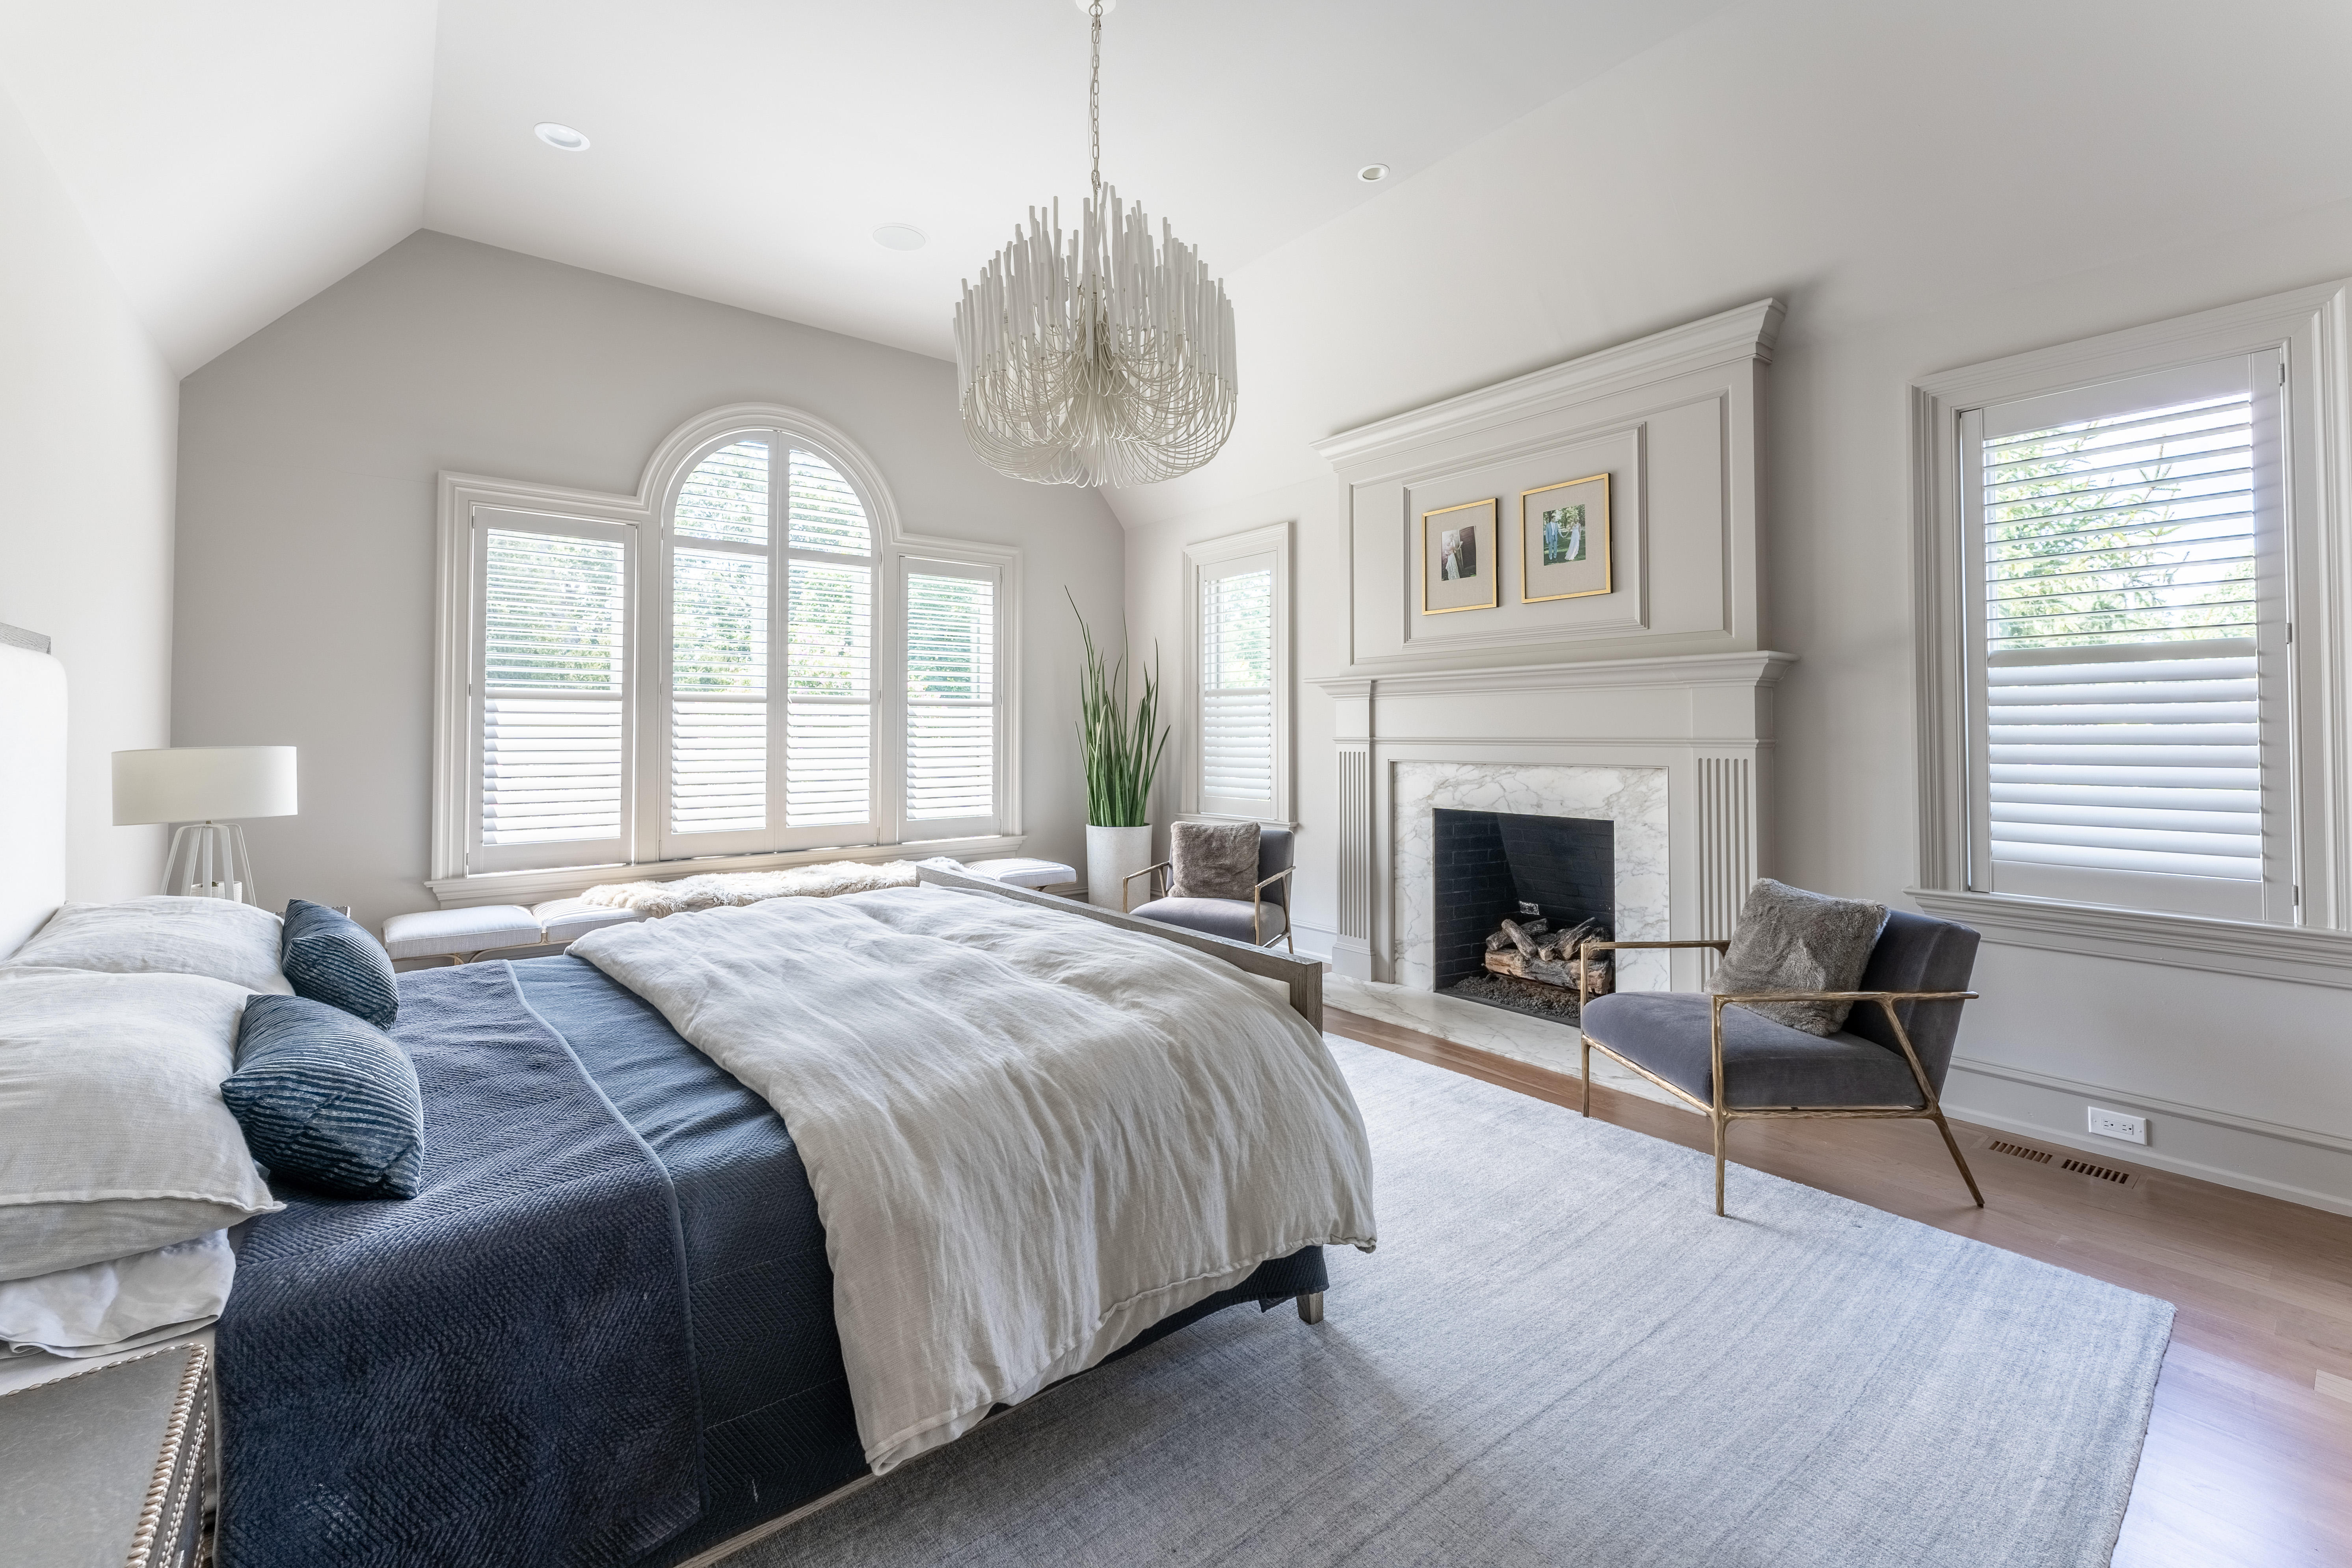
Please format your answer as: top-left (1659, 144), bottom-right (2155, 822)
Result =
top-left (916, 864), bottom-right (1325, 1033)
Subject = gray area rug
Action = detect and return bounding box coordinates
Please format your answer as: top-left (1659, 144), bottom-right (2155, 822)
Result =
top-left (730, 1036), bottom-right (2173, 1567)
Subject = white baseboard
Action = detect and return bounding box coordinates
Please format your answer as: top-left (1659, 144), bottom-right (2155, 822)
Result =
top-left (1943, 1057), bottom-right (2352, 1218)
top-left (1289, 922), bottom-right (1339, 962)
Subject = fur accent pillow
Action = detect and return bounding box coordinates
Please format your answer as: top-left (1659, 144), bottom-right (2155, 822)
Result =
top-left (1168, 820), bottom-right (1261, 901)
top-left (1709, 878), bottom-right (1887, 1036)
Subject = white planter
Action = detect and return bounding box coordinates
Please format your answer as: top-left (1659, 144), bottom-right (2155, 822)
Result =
top-left (1086, 824), bottom-right (1156, 911)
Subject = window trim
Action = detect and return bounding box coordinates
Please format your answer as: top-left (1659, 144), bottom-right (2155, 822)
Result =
top-left (1909, 280), bottom-right (2352, 945)
top-left (431, 403), bottom-right (1025, 904)
top-left (1180, 519), bottom-right (1292, 824)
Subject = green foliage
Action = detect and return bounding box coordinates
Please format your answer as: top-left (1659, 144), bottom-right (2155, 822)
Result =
top-left (1070, 590), bottom-right (1169, 828)
top-left (1986, 401), bottom-right (2255, 651)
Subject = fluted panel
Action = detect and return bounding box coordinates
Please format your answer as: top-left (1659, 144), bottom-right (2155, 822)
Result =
top-left (1337, 742), bottom-right (1373, 940)
top-left (1698, 756), bottom-right (1755, 979)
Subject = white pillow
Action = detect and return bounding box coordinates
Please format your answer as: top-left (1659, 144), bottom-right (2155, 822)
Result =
top-left (0, 968), bottom-right (281, 1282)
top-left (3, 896), bottom-right (292, 994)
top-left (0, 1231), bottom-right (233, 1358)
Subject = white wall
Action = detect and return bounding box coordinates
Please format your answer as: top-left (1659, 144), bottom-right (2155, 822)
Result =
top-left (0, 86), bottom-right (177, 899)
top-left (1118, 0), bottom-right (2352, 1210)
top-left (175, 230), bottom-right (1124, 931)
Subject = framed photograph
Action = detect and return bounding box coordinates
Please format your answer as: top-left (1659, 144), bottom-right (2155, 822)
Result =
top-left (1520, 473), bottom-right (1611, 601)
top-left (1421, 498), bottom-right (1498, 614)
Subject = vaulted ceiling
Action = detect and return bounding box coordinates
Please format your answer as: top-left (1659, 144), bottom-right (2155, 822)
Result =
top-left (0, 0), bottom-right (1739, 374)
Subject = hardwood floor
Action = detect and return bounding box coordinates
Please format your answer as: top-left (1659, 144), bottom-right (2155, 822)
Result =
top-left (1325, 1005), bottom-right (2352, 1567)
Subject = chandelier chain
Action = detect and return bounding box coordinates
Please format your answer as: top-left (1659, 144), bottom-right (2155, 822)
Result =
top-left (1088, 2), bottom-right (1103, 198)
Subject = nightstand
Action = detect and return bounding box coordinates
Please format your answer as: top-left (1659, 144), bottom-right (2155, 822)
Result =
top-left (0, 1341), bottom-right (213, 1568)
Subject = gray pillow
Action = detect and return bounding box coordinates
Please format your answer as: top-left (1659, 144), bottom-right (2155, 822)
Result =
top-left (1168, 820), bottom-right (1261, 901)
top-left (1709, 878), bottom-right (1887, 1036)
top-left (3, 896), bottom-right (291, 995)
top-left (0, 968), bottom-right (282, 1282)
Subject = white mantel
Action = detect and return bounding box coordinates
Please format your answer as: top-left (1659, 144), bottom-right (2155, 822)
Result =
top-left (1307, 303), bottom-right (1789, 992)
top-left (1314, 651), bottom-right (1792, 986)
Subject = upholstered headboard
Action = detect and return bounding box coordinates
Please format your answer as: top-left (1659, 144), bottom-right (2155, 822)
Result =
top-left (0, 624), bottom-right (67, 960)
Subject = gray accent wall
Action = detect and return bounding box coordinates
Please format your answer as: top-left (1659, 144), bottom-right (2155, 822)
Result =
top-left (175, 230), bottom-right (1122, 931)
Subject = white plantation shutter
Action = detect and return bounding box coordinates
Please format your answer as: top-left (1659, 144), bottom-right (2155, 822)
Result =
top-left (1967, 355), bottom-right (2287, 921)
top-left (785, 560), bottom-right (871, 827)
top-left (670, 548), bottom-right (768, 835)
top-left (472, 517), bottom-right (634, 872)
top-left (904, 566), bottom-right (999, 831)
top-left (1199, 559), bottom-right (1275, 817)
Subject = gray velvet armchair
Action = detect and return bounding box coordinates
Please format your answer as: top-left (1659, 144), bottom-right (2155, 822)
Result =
top-left (1122, 826), bottom-right (1297, 952)
top-left (1576, 908), bottom-right (1985, 1216)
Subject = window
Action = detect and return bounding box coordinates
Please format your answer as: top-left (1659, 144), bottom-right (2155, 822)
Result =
top-left (904, 562), bottom-right (1001, 835)
top-left (470, 513), bottom-right (635, 873)
top-left (433, 406), bottom-right (1021, 892)
top-left (1183, 521), bottom-right (1290, 822)
top-left (662, 437), bottom-right (877, 858)
top-left (1913, 282), bottom-right (2352, 937)
top-left (1965, 357), bottom-right (2288, 921)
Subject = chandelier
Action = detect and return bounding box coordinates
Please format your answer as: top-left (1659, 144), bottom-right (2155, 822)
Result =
top-left (953, 0), bottom-right (1236, 487)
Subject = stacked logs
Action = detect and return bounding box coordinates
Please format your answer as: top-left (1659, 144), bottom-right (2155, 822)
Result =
top-left (1482, 915), bottom-right (1613, 996)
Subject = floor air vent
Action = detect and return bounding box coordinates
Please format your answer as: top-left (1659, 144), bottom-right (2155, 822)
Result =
top-left (2062, 1157), bottom-right (2134, 1185)
top-left (1987, 1140), bottom-right (2053, 1164)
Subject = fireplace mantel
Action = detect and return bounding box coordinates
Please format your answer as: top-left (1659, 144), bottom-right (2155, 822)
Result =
top-left (1312, 651), bottom-right (1794, 986)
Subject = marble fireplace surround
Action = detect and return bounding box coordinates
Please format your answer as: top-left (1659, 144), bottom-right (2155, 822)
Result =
top-left (1398, 764), bottom-right (1671, 993)
top-left (1316, 650), bottom-right (1795, 993)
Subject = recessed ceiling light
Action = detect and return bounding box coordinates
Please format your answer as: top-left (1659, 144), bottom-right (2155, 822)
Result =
top-left (872, 224), bottom-right (928, 252)
top-left (535, 122), bottom-right (590, 153)
top-left (1357, 163), bottom-right (1390, 183)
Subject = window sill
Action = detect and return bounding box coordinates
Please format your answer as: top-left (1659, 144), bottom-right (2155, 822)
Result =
top-left (1907, 887), bottom-right (2352, 991)
top-left (429, 832), bottom-right (1029, 910)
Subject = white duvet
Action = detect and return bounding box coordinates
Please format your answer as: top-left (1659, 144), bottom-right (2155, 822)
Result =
top-left (571, 884), bottom-right (1376, 1473)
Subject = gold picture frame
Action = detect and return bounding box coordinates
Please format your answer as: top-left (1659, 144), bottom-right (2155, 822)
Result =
top-left (1421, 498), bottom-right (1499, 614)
top-left (1520, 473), bottom-right (1611, 602)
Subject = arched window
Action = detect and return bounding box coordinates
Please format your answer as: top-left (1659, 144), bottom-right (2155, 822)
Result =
top-left (433, 406), bottom-right (1018, 891)
top-left (662, 434), bottom-right (879, 857)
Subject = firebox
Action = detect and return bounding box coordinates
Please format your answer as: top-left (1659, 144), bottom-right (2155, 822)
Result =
top-left (1431, 808), bottom-right (1613, 1019)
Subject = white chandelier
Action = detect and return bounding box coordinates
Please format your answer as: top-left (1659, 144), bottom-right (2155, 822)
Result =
top-left (953, 0), bottom-right (1236, 487)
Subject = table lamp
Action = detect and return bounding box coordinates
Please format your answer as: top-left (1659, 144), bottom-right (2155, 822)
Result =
top-left (112, 746), bottom-right (297, 906)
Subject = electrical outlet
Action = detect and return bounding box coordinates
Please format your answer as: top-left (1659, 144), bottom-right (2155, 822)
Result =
top-left (2088, 1107), bottom-right (2147, 1145)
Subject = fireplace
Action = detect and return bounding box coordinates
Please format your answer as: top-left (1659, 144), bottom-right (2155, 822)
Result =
top-left (1433, 808), bottom-right (1613, 1019)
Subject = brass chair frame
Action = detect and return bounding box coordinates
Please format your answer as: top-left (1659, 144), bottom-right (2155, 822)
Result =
top-left (1575, 938), bottom-right (1984, 1217)
top-left (1122, 861), bottom-right (1299, 952)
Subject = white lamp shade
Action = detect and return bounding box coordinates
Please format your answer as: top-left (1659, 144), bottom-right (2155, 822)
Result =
top-left (112, 747), bottom-right (298, 826)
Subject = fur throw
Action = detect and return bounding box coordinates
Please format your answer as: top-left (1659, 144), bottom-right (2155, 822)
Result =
top-left (1708, 878), bottom-right (1887, 1036)
top-left (579, 860), bottom-right (925, 919)
top-left (1169, 820), bottom-right (1262, 901)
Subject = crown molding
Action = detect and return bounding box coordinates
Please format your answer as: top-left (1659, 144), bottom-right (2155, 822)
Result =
top-left (1310, 298), bottom-right (1784, 473)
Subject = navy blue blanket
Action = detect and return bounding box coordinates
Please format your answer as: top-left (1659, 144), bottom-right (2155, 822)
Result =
top-left (218, 956), bottom-right (1328, 1568)
top-left (509, 957), bottom-right (869, 1567)
top-left (216, 963), bottom-right (703, 1568)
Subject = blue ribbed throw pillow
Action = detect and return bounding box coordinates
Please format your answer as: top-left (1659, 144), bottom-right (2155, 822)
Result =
top-left (225, 994), bottom-right (423, 1198)
top-left (281, 898), bottom-right (399, 1029)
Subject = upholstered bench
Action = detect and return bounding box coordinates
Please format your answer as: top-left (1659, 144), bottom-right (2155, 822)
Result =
top-left (961, 857), bottom-right (1078, 890)
top-left (381, 898), bottom-right (644, 965)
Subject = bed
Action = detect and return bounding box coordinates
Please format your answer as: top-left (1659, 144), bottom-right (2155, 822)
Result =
top-left (0, 629), bottom-right (1375, 1567)
top-left (209, 868), bottom-right (1368, 1568)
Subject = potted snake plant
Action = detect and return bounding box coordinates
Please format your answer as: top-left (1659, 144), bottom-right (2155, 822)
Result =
top-left (1071, 593), bottom-right (1170, 910)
